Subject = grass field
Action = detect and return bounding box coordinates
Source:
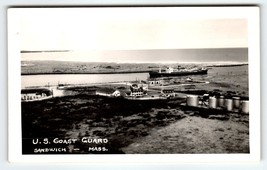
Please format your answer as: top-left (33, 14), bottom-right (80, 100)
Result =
top-left (22, 94), bottom-right (249, 154)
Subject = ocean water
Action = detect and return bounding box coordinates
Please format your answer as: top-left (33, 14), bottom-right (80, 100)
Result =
top-left (21, 73), bottom-right (148, 88)
top-left (21, 48), bottom-right (248, 63)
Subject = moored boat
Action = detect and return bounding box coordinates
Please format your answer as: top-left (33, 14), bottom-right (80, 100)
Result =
top-left (149, 66), bottom-right (208, 78)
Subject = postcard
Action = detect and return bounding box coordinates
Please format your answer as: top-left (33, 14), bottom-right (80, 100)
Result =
top-left (8, 6), bottom-right (260, 163)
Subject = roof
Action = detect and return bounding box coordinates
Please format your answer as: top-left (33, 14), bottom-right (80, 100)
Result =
top-left (162, 88), bottom-right (174, 91)
top-left (21, 88), bottom-right (52, 95)
top-left (97, 87), bottom-right (117, 94)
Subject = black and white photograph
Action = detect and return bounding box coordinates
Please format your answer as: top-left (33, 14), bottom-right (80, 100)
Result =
top-left (8, 6), bottom-right (260, 163)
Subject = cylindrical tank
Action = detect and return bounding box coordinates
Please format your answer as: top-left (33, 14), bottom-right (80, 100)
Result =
top-left (209, 97), bottom-right (217, 108)
top-left (233, 97), bottom-right (241, 109)
top-left (186, 95), bottom-right (199, 107)
top-left (241, 100), bottom-right (249, 114)
top-left (225, 99), bottom-right (233, 111)
top-left (218, 96), bottom-right (225, 107)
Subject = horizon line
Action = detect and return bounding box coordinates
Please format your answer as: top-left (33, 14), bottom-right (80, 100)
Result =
top-left (20, 47), bottom-right (248, 53)
top-left (21, 60), bottom-right (248, 64)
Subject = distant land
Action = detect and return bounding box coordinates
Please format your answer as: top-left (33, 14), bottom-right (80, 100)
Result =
top-left (21, 50), bottom-right (71, 53)
top-left (21, 60), bottom-right (248, 75)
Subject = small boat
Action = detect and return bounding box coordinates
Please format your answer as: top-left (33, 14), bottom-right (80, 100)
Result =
top-left (149, 66), bottom-right (208, 78)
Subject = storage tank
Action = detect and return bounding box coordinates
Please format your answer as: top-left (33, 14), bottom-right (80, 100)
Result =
top-left (233, 97), bottom-right (241, 109)
top-left (186, 95), bottom-right (199, 107)
top-left (218, 96), bottom-right (225, 107)
top-left (241, 100), bottom-right (249, 114)
top-left (225, 99), bottom-right (233, 111)
top-left (209, 97), bottom-right (217, 108)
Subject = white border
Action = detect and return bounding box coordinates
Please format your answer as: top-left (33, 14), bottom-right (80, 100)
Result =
top-left (8, 6), bottom-right (260, 163)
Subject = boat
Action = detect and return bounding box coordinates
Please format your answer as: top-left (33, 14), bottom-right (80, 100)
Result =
top-left (149, 66), bottom-right (208, 78)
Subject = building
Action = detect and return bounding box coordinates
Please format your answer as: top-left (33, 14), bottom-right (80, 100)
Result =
top-left (130, 84), bottom-right (145, 97)
top-left (186, 77), bottom-right (193, 82)
top-left (161, 88), bottom-right (175, 97)
top-left (96, 88), bottom-right (121, 97)
top-left (21, 88), bottom-right (53, 102)
top-left (148, 79), bottom-right (163, 86)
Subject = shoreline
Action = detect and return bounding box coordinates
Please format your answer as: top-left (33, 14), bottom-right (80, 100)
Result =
top-left (21, 70), bottom-right (150, 76)
top-left (207, 63), bottom-right (248, 68)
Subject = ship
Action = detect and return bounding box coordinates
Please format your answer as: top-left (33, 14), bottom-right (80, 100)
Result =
top-left (149, 66), bottom-right (208, 78)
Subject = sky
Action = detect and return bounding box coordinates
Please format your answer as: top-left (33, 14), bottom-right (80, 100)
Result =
top-left (8, 7), bottom-right (254, 62)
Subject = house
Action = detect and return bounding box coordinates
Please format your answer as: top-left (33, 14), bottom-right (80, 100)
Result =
top-left (112, 90), bottom-right (121, 97)
top-left (96, 88), bottom-right (121, 97)
top-left (186, 77), bottom-right (193, 82)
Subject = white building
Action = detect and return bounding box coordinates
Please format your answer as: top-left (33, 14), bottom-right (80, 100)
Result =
top-left (21, 88), bottom-right (53, 102)
top-left (161, 88), bottom-right (175, 97)
top-left (130, 84), bottom-right (145, 97)
top-left (96, 89), bottom-right (121, 97)
top-left (148, 79), bottom-right (163, 86)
